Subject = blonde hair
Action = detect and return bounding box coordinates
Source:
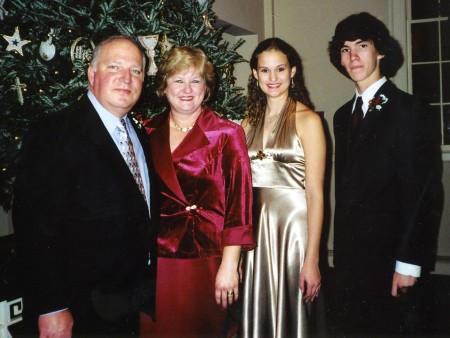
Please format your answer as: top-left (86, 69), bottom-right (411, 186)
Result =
top-left (155, 46), bottom-right (216, 104)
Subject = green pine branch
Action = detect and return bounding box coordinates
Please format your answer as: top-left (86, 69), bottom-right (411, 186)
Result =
top-left (0, 0), bottom-right (247, 211)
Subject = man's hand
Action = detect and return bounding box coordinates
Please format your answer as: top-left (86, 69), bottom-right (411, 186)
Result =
top-left (391, 272), bottom-right (417, 297)
top-left (38, 309), bottom-right (73, 338)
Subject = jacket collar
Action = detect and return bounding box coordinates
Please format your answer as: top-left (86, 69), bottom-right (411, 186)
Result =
top-left (148, 105), bottom-right (218, 203)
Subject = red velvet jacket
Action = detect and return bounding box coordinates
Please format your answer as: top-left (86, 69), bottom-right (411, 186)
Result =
top-left (144, 107), bottom-right (255, 258)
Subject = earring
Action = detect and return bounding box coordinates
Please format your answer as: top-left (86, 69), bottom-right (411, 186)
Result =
top-left (291, 78), bottom-right (295, 89)
top-left (256, 81), bottom-right (259, 88)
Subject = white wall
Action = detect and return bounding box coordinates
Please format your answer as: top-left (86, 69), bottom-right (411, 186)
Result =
top-left (213, 0), bottom-right (264, 38)
top-left (214, 0), bottom-right (450, 274)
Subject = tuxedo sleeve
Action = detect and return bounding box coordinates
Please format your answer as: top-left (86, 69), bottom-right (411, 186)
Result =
top-left (395, 95), bottom-right (443, 268)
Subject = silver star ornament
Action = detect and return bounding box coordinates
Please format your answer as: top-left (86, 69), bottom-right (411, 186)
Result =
top-left (2, 26), bottom-right (31, 56)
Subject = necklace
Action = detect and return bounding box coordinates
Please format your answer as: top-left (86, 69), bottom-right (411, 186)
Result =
top-left (265, 113), bottom-right (280, 124)
top-left (170, 113), bottom-right (195, 132)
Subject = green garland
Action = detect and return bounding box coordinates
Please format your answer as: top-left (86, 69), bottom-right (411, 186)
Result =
top-left (0, 0), bottom-right (247, 211)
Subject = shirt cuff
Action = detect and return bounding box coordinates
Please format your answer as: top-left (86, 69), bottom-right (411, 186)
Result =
top-left (40, 308), bottom-right (69, 316)
top-left (395, 261), bottom-right (421, 277)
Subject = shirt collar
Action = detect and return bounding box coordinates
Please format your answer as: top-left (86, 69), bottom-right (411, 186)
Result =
top-left (354, 77), bottom-right (387, 112)
top-left (88, 91), bottom-right (126, 134)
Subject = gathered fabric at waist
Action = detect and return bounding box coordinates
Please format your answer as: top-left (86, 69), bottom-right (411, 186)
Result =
top-left (250, 159), bottom-right (305, 189)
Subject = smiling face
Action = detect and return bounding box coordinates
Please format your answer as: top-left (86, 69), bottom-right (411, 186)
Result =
top-left (340, 39), bottom-right (384, 93)
top-left (165, 66), bottom-right (206, 116)
top-left (88, 39), bottom-right (144, 118)
top-left (252, 49), bottom-right (296, 101)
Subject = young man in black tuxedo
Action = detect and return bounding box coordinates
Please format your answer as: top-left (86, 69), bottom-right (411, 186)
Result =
top-left (13, 35), bottom-right (158, 337)
top-left (328, 12), bottom-right (443, 335)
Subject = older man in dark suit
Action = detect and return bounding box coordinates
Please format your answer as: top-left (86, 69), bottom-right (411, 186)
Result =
top-left (328, 12), bottom-right (443, 335)
top-left (13, 35), bottom-right (158, 337)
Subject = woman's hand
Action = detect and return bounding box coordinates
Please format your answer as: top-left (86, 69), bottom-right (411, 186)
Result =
top-left (299, 260), bottom-right (321, 302)
top-left (215, 245), bottom-right (241, 309)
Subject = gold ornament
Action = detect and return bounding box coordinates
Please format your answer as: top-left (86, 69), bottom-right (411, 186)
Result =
top-left (159, 34), bottom-right (173, 54)
top-left (70, 37), bottom-right (95, 68)
top-left (202, 14), bottom-right (215, 31)
top-left (2, 27), bottom-right (31, 56)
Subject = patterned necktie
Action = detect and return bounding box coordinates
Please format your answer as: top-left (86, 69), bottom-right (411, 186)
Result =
top-left (352, 96), bottom-right (364, 132)
top-left (117, 118), bottom-right (146, 200)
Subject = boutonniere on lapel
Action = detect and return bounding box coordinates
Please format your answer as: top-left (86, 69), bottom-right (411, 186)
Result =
top-left (368, 94), bottom-right (388, 112)
top-left (130, 111), bottom-right (144, 129)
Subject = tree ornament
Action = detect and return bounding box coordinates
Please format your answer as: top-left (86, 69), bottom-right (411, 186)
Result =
top-left (0, 0), bottom-right (8, 20)
top-left (39, 28), bottom-right (56, 61)
top-left (11, 77), bottom-right (26, 105)
top-left (0, 0), bottom-right (246, 211)
top-left (2, 26), bottom-right (31, 56)
top-left (159, 34), bottom-right (173, 54)
top-left (202, 14), bottom-right (215, 31)
top-left (138, 35), bottom-right (159, 76)
top-left (70, 36), bottom-right (95, 69)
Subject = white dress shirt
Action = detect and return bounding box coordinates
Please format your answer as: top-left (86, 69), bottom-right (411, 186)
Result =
top-left (88, 91), bottom-right (150, 209)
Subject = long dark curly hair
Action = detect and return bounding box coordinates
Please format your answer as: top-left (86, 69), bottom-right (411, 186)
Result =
top-left (328, 12), bottom-right (404, 79)
top-left (246, 38), bottom-right (315, 126)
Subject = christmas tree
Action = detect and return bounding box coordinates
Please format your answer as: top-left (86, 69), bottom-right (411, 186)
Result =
top-left (0, 0), bottom-right (246, 211)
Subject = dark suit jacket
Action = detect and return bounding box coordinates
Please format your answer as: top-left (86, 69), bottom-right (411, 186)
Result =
top-left (12, 95), bottom-right (158, 324)
top-left (333, 80), bottom-right (442, 280)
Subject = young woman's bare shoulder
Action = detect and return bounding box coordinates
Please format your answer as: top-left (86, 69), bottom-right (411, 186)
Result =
top-left (294, 102), bottom-right (322, 135)
top-left (295, 102), bottom-right (321, 122)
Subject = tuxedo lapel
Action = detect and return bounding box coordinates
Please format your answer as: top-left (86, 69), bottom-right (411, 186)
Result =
top-left (349, 81), bottom-right (397, 155)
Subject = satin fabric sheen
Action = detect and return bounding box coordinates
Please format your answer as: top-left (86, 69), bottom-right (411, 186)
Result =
top-left (141, 108), bottom-right (255, 337)
top-left (242, 99), bottom-right (310, 337)
top-left (144, 107), bottom-right (254, 258)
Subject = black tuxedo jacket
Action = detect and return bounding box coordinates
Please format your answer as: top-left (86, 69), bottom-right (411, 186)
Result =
top-left (13, 95), bottom-right (158, 323)
top-left (333, 80), bottom-right (442, 277)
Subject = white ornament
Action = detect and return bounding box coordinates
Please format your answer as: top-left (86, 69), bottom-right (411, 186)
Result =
top-left (139, 35), bottom-right (159, 76)
top-left (2, 26), bottom-right (31, 56)
top-left (39, 28), bottom-right (56, 61)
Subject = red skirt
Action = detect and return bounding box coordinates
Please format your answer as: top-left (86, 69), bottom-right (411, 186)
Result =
top-left (140, 256), bottom-right (227, 338)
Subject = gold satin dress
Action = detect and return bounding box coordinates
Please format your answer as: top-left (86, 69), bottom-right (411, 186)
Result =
top-left (242, 101), bottom-right (310, 337)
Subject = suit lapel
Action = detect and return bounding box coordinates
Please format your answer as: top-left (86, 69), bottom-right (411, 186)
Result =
top-left (83, 97), bottom-right (146, 198)
top-left (350, 81), bottom-right (396, 154)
